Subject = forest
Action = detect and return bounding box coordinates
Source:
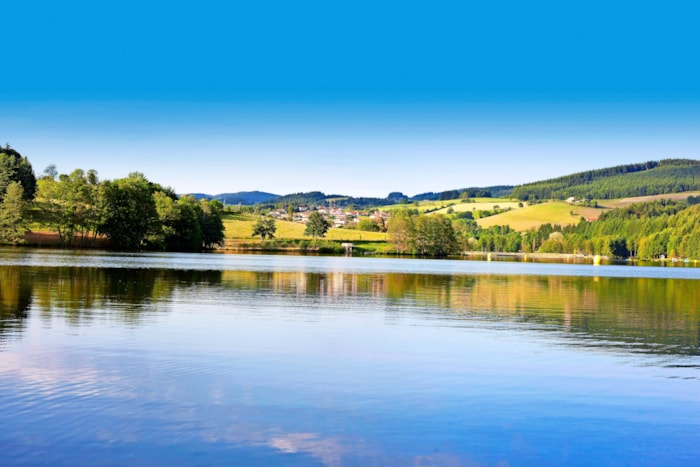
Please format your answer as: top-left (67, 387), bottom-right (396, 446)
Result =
top-left (0, 146), bottom-right (224, 251)
top-left (512, 159), bottom-right (700, 201)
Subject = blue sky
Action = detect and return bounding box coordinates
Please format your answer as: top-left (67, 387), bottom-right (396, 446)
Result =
top-left (2, 1), bottom-right (700, 196)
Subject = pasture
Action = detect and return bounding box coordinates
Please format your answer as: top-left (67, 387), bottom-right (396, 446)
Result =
top-left (223, 214), bottom-right (388, 241)
top-left (476, 201), bottom-right (605, 231)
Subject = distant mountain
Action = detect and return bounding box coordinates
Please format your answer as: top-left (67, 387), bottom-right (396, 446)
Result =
top-left (190, 191), bottom-right (280, 205)
top-left (512, 159), bottom-right (700, 201)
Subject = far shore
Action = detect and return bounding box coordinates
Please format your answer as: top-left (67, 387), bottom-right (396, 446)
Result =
top-left (15, 230), bottom-right (700, 266)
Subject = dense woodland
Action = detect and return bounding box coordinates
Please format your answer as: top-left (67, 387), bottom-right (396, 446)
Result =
top-left (512, 159), bottom-right (700, 201)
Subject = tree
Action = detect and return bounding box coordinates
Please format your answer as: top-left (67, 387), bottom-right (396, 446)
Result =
top-left (387, 209), bottom-right (415, 254)
top-left (252, 217), bottom-right (276, 240)
top-left (453, 219), bottom-right (478, 253)
top-left (304, 211), bottom-right (331, 239)
top-left (387, 211), bottom-right (458, 256)
top-left (199, 199), bottom-right (225, 249)
top-left (0, 181), bottom-right (28, 244)
top-left (100, 172), bottom-right (158, 250)
top-left (0, 145), bottom-right (37, 201)
top-left (43, 164), bottom-right (58, 180)
top-left (357, 218), bottom-right (380, 232)
top-left (151, 192), bottom-right (203, 251)
top-left (411, 214), bottom-right (458, 256)
top-left (36, 168), bottom-right (104, 246)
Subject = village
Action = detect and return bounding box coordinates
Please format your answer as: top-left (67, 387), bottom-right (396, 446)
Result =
top-left (266, 205), bottom-right (392, 229)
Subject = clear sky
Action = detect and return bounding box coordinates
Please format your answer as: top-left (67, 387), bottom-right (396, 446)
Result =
top-left (2, 1), bottom-right (699, 197)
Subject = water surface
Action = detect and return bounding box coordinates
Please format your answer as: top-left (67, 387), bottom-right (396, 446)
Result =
top-left (1, 251), bottom-right (699, 465)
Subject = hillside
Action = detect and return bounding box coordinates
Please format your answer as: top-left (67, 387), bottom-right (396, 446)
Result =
top-left (476, 201), bottom-right (605, 231)
top-left (191, 191), bottom-right (279, 205)
top-left (512, 159), bottom-right (700, 201)
top-left (475, 191), bottom-right (700, 232)
top-left (190, 159), bottom-right (700, 213)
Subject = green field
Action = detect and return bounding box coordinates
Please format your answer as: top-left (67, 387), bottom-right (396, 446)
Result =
top-left (433, 200), bottom-right (521, 215)
top-left (224, 214), bottom-right (388, 242)
top-left (476, 201), bottom-right (605, 231)
top-left (224, 191), bottom-right (700, 240)
top-left (380, 197), bottom-right (516, 213)
top-left (472, 192), bottom-right (700, 231)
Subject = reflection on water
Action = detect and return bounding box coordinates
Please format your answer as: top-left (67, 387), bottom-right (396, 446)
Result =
top-left (1, 252), bottom-right (699, 465)
top-left (2, 266), bottom-right (698, 356)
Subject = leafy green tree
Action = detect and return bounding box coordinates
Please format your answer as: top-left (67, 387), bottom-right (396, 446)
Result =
top-left (100, 172), bottom-right (158, 250)
top-left (36, 168), bottom-right (104, 246)
top-left (357, 218), bottom-right (380, 232)
top-left (453, 219), bottom-right (478, 253)
top-left (387, 209), bottom-right (415, 254)
top-left (304, 211), bottom-right (331, 239)
top-left (199, 199), bottom-right (225, 248)
top-left (37, 167), bottom-right (104, 246)
top-left (0, 181), bottom-right (28, 244)
top-left (252, 217), bottom-right (277, 240)
top-left (81, 170), bottom-right (106, 246)
top-left (411, 214), bottom-right (458, 256)
top-left (0, 145), bottom-right (37, 201)
top-left (388, 211), bottom-right (458, 256)
top-left (151, 192), bottom-right (203, 251)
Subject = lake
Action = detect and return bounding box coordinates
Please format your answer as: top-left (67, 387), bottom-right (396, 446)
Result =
top-left (1, 249), bottom-right (699, 465)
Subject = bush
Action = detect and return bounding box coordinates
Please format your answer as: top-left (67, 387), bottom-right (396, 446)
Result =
top-left (357, 218), bottom-right (381, 232)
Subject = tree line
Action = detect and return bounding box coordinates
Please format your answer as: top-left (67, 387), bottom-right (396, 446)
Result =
top-left (0, 147), bottom-right (224, 251)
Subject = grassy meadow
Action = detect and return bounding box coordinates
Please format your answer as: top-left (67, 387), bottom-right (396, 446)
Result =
top-left (472, 192), bottom-right (700, 231)
top-left (223, 214), bottom-right (388, 242)
top-left (380, 197), bottom-right (517, 213)
top-left (601, 191), bottom-right (700, 209)
top-left (433, 200), bottom-right (521, 215)
top-left (476, 201), bottom-right (605, 231)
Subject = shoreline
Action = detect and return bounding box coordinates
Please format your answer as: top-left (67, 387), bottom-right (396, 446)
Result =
top-left (14, 230), bottom-right (700, 266)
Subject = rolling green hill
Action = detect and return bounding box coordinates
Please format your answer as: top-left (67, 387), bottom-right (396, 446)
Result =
top-left (512, 159), bottom-right (700, 201)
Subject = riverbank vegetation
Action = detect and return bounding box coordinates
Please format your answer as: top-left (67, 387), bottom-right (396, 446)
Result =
top-left (0, 146), bottom-right (225, 251)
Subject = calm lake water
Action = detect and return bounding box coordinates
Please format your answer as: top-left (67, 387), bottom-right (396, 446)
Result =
top-left (1, 249), bottom-right (699, 466)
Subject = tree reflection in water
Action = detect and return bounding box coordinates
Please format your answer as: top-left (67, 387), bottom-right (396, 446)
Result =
top-left (1, 265), bottom-right (698, 356)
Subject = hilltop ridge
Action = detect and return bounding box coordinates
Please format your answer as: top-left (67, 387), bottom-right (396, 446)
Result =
top-left (190, 158), bottom-right (700, 207)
